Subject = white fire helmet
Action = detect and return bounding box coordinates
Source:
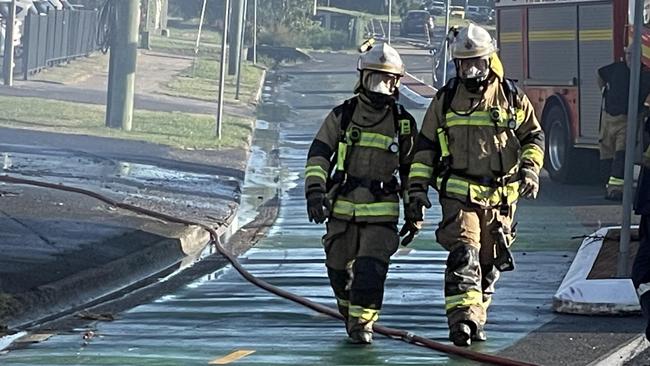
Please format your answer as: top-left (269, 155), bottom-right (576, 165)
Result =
top-left (357, 42), bottom-right (405, 77)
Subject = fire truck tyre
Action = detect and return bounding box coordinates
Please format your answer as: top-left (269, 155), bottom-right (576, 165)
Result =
top-left (544, 104), bottom-right (574, 182)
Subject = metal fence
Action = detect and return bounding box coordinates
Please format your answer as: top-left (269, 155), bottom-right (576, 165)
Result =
top-left (20, 9), bottom-right (99, 79)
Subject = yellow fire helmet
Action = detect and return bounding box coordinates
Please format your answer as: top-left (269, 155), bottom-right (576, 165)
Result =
top-left (357, 42), bottom-right (405, 77)
top-left (450, 23), bottom-right (498, 60)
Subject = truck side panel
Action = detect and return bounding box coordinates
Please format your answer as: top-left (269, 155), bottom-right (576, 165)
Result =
top-left (498, 8), bottom-right (524, 81)
top-left (578, 3), bottom-right (614, 144)
top-left (528, 5), bottom-right (578, 83)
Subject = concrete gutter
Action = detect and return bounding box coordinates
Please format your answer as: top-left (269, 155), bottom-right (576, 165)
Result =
top-left (589, 334), bottom-right (649, 366)
top-left (8, 215), bottom-right (237, 331)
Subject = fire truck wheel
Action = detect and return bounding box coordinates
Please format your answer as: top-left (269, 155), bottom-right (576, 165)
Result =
top-left (544, 103), bottom-right (577, 183)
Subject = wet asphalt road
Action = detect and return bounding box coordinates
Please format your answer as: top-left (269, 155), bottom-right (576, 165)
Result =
top-left (0, 49), bottom-right (639, 365)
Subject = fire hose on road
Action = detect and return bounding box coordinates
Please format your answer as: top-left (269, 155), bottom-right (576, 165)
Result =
top-left (0, 174), bottom-right (539, 366)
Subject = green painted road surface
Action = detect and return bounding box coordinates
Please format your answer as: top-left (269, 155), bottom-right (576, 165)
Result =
top-left (1, 50), bottom-right (628, 366)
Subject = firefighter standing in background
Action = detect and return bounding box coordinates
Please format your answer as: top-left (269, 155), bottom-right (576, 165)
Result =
top-left (597, 51), bottom-right (650, 201)
top-left (633, 116), bottom-right (650, 342)
top-left (405, 24), bottom-right (545, 347)
top-left (304, 42), bottom-right (419, 344)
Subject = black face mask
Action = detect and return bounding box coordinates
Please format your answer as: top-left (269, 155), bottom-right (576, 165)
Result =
top-left (461, 76), bottom-right (488, 94)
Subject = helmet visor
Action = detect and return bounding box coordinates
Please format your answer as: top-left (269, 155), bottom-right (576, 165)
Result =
top-left (363, 71), bottom-right (399, 95)
top-left (457, 57), bottom-right (490, 80)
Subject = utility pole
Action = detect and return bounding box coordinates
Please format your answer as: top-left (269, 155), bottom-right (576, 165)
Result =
top-left (217, 0), bottom-right (231, 139)
top-left (313, 0), bottom-right (317, 16)
top-left (441, 0), bottom-right (450, 84)
top-left (235, 0), bottom-right (248, 100)
top-left (618, 0), bottom-right (644, 277)
top-left (228, 0), bottom-right (244, 75)
top-left (106, 0), bottom-right (139, 131)
top-left (387, 0), bottom-right (392, 44)
top-left (253, 0), bottom-right (257, 65)
top-left (3, 0), bottom-right (16, 86)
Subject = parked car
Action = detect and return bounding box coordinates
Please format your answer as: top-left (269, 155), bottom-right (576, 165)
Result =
top-left (424, 0), bottom-right (445, 16)
top-left (449, 6), bottom-right (465, 19)
top-left (465, 5), bottom-right (493, 24)
top-left (401, 10), bottom-right (435, 37)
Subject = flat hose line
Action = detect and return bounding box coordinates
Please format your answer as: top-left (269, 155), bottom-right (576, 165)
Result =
top-left (0, 175), bottom-right (539, 366)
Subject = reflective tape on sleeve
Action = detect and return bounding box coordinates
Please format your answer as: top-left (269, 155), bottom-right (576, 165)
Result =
top-left (408, 163), bottom-right (434, 179)
top-left (521, 143), bottom-right (544, 168)
top-left (305, 165), bottom-right (327, 181)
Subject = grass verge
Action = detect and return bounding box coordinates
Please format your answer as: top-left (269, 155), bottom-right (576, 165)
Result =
top-left (163, 58), bottom-right (264, 104)
top-left (150, 22), bottom-right (222, 56)
top-left (30, 53), bottom-right (109, 85)
top-left (0, 96), bottom-right (253, 150)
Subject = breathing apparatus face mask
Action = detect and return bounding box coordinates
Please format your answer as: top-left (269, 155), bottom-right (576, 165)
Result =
top-left (363, 71), bottom-right (399, 96)
top-left (457, 57), bottom-right (490, 93)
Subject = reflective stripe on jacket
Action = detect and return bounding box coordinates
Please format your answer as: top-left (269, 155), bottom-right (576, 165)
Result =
top-left (305, 95), bottom-right (418, 223)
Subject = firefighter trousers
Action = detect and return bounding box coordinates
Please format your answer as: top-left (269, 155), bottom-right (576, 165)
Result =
top-left (322, 217), bottom-right (399, 324)
top-left (435, 197), bottom-right (516, 329)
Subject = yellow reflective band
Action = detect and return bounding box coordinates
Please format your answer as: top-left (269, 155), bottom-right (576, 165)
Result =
top-left (337, 298), bottom-right (350, 308)
top-left (348, 305), bottom-right (379, 322)
top-left (521, 144), bottom-right (544, 168)
top-left (437, 128), bottom-right (450, 158)
top-left (408, 163), bottom-right (434, 179)
top-left (437, 175), bottom-right (520, 206)
top-left (333, 200), bottom-right (400, 218)
top-left (305, 165), bottom-right (327, 181)
top-left (515, 109), bottom-right (525, 126)
top-left (608, 177), bottom-right (624, 186)
top-left (482, 296), bottom-right (492, 310)
top-left (337, 142), bottom-right (347, 171)
top-left (500, 32), bottom-right (522, 44)
top-left (445, 109), bottom-right (510, 128)
top-left (645, 146), bottom-right (650, 159)
top-left (529, 30), bottom-right (576, 41)
top-left (469, 182), bottom-right (519, 206)
top-left (445, 290), bottom-right (483, 311)
top-left (400, 119), bottom-right (411, 135)
top-left (579, 29), bottom-right (612, 41)
top-left (357, 132), bottom-right (394, 150)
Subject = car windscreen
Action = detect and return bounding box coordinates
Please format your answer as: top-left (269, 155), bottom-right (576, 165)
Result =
top-left (408, 13), bottom-right (428, 20)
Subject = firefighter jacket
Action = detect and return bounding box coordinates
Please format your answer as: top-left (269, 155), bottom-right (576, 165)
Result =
top-left (305, 94), bottom-right (418, 223)
top-left (407, 77), bottom-right (545, 208)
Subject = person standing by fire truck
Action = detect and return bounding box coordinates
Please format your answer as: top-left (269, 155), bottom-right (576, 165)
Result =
top-left (597, 51), bottom-right (650, 201)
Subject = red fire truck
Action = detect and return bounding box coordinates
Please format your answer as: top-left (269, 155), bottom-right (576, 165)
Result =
top-left (495, 0), bottom-right (649, 182)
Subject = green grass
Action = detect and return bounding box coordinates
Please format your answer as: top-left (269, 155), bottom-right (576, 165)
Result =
top-left (163, 58), bottom-right (264, 103)
top-left (0, 96), bottom-right (253, 150)
top-left (150, 22), bottom-right (222, 56)
top-left (31, 53), bottom-right (109, 85)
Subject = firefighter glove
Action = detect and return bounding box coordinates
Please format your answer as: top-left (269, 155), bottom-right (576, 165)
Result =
top-left (519, 166), bottom-right (539, 199)
top-left (399, 220), bottom-right (422, 246)
top-left (406, 190), bottom-right (431, 221)
top-left (306, 190), bottom-right (330, 224)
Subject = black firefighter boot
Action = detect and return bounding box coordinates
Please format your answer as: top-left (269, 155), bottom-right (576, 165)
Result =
top-left (347, 316), bottom-right (374, 344)
top-left (473, 324), bottom-right (487, 342)
top-left (449, 321), bottom-right (474, 347)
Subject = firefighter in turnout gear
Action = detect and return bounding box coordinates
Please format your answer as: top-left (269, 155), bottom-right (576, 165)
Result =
top-left (304, 42), bottom-right (418, 344)
top-left (406, 24), bottom-right (545, 347)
